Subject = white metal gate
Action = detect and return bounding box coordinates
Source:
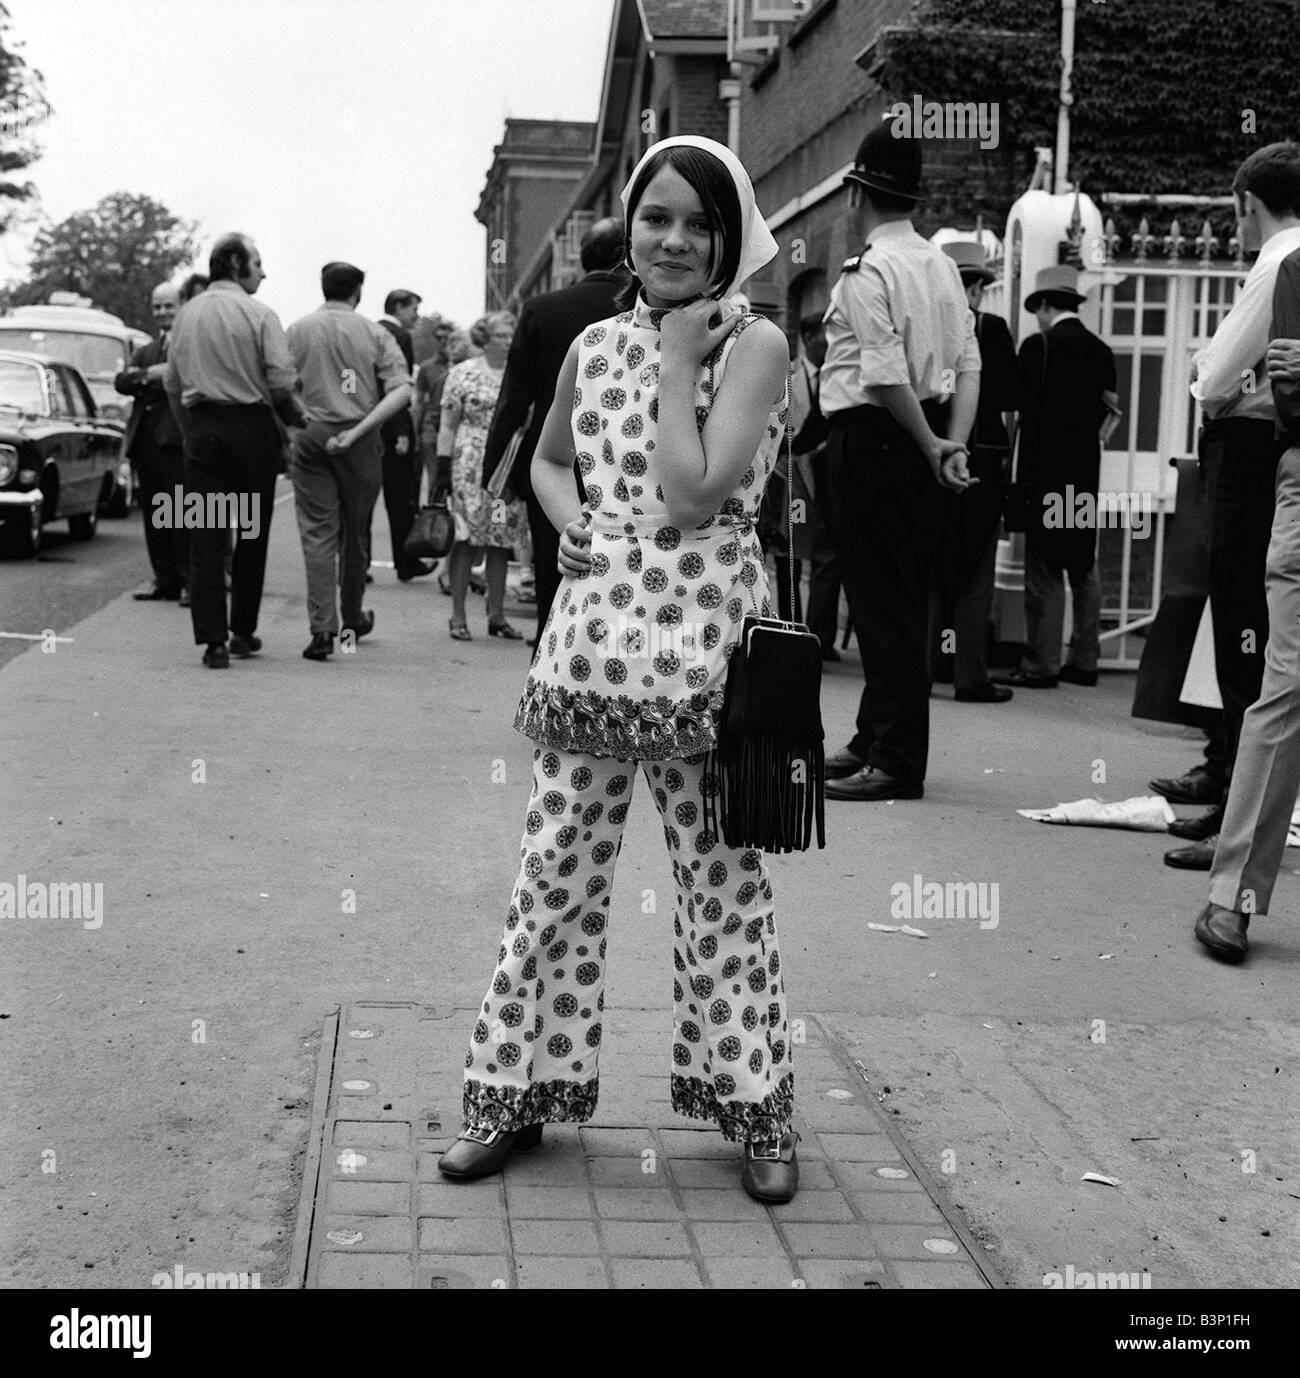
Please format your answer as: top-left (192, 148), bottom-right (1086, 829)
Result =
top-left (1093, 257), bottom-right (1244, 664)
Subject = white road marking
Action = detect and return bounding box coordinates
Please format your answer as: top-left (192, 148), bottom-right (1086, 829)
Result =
top-left (0, 631), bottom-right (74, 642)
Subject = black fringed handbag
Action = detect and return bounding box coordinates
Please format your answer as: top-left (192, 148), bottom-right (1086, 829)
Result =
top-left (703, 381), bottom-right (827, 854)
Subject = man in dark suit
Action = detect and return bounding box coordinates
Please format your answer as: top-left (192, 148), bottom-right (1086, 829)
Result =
top-left (376, 288), bottom-right (432, 581)
top-left (115, 281), bottom-right (189, 602)
top-left (995, 266), bottom-right (1118, 690)
top-left (481, 219), bottom-right (627, 646)
top-left (933, 241), bottom-right (1023, 702)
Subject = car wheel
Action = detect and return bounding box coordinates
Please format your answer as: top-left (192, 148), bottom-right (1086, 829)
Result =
top-left (69, 504), bottom-right (99, 540)
top-left (104, 468), bottom-right (133, 517)
top-left (2, 506), bottom-right (42, 558)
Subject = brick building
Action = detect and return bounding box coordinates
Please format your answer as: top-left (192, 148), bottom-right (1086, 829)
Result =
top-left (474, 120), bottom-right (596, 312)
top-left (734, 0), bottom-right (1019, 333)
top-left (480, 0), bottom-right (734, 309)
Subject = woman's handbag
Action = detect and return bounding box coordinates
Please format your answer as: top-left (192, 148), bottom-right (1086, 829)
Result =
top-left (486, 405), bottom-right (533, 500)
top-left (405, 500), bottom-right (455, 560)
top-left (703, 377), bottom-right (826, 854)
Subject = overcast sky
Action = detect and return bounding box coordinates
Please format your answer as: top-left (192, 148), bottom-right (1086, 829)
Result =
top-left (4, 0), bottom-right (615, 328)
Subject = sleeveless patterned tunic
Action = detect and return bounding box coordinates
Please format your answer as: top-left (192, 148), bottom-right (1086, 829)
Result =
top-left (514, 295), bottom-right (789, 761)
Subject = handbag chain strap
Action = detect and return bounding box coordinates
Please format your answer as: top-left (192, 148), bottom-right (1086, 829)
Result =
top-left (784, 364), bottom-right (796, 623)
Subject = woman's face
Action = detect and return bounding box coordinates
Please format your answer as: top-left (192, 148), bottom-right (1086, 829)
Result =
top-left (629, 165), bottom-right (719, 307)
top-left (484, 322), bottom-right (513, 361)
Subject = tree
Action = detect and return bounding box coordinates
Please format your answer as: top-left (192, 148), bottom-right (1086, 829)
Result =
top-left (10, 192), bottom-right (200, 331)
top-left (0, 0), bottom-right (50, 234)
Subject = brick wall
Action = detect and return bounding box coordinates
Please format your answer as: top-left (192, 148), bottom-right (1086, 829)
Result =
top-left (668, 56), bottom-right (730, 144)
top-left (740, 0), bottom-right (913, 206)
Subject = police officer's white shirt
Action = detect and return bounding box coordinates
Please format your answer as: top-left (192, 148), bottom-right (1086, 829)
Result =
top-left (819, 219), bottom-right (980, 415)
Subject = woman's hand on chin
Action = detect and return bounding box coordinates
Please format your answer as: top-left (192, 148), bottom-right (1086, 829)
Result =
top-left (660, 296), bottom-right (741, 370)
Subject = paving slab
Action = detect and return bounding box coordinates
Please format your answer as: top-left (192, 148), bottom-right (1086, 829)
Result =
top-left (294, 1001), bottom-right (997, 1288)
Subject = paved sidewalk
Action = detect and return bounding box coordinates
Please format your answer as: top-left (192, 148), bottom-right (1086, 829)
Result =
top-left (293, 1002), bottom-right (993, 1289)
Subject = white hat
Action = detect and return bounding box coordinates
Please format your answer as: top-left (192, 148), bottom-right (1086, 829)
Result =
top-left (619, 136), bottom-right (778, 299)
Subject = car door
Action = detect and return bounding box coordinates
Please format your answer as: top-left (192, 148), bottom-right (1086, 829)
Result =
top-left (50, 365), bottom-right (93, 513)
top-left (68, 367), bottom-right (117, 499)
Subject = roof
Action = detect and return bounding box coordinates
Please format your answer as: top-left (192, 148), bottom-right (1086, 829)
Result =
top-left (637, 0), bottom-right (728, 39)
top-left (0, 306), bottom-right (133, 339)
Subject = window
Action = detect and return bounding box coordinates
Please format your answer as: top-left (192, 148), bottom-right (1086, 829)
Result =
top-left (57, 367), bottom-right (91, 417)
top-left (0, 359), bottom-right (48, 414)
top-left (0, 328), bottom-right (126, 379)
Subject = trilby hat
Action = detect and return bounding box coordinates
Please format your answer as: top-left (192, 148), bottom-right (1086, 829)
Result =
top-left (942, 241), bottom-right (996, 284)
top-left (1025, 264), bottom-right (1087, 311)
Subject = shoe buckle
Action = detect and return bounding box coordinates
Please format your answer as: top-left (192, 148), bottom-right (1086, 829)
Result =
top-left (747, 1138), bottom-right (782, 1162)
top-left (462, 1123), bottom-right (504, 1146)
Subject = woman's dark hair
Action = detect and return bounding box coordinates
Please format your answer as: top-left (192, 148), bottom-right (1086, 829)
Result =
top-left (179, 273), bottom-right (209, 302)
top-left (616, 145), bottom-right (742, 312)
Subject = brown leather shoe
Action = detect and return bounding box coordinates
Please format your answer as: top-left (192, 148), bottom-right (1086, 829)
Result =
top-left (741, 1130), bottom-right (800, 1203)
top-left (1168, 807), bottom-right (1223, 841)
top-left (1193, 903), bottom-right (1249, 963)
top-left (825, 748), bottom-right (868, 780)
top-left (1164, 835), bottom-right (1217, 871)
top-left (825, 767), bottom-right (923, 801)
top-left (437, 1122), bottom-right (542, 1179)
top-left (1150, 767), bottom-right (1222, 806)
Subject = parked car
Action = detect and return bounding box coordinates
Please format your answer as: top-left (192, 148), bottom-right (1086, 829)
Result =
top-left (0, 300), bottom-right (147, 516)
top-left (0, 351), bottom-right (122, 557)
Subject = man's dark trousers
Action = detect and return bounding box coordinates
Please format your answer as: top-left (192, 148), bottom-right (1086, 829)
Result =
top-left (291, 421), bottom-right (382, 634)
top-left (526, 488), bottom-right (562, 636)
top-left (826, 403), bottom-right (946, 782)
top-left (805, 448), bottom-right (841, 649)
top-left (136, 427), bottom-right (188, 592)
top-left (381, 440), bottom-right (419, 574)
top-left (1200, 418), bottom-right (1278, 792)
top-left (184, 402), bottom-right (280, 646)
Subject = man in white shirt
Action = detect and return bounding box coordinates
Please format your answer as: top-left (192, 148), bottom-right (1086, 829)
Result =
top-left (1163, 144), bottom-right (1300, 876)
top-left (819, 123), bottom-right (980, 801)
top-left (1192, 142), bottom-right (1300, 962)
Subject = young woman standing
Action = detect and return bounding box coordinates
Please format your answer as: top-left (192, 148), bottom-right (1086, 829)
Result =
top-left (439, 136), bottom-right (799, 1201)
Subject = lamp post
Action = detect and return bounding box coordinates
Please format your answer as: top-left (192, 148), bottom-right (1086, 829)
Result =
top-left (1054, 0), bottom-right (1077, 196)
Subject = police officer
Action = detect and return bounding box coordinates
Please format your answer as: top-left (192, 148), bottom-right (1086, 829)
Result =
top-left (820, 123), bottom-right (981, 801)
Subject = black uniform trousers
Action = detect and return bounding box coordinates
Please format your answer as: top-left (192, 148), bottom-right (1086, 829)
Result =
top-left (1199, 417), bottom-right (1279, 797)
top-left (184, 402), bottom-right (280, 646)
top-left (826, 402), bottom-right (947, 782)
top-left (134, 424), bottom-right (189, 592)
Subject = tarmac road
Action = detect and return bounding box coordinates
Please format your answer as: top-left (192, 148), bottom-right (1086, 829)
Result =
top-left (1, 498), bottom-right (1296, 1290)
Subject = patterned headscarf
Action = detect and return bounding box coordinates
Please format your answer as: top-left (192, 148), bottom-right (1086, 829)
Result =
top-left (619, 136), bottom-right (779, 299)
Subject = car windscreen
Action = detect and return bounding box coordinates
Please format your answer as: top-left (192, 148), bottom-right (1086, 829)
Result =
top-left (0, 359), bottom-right (47, 413)
top-left (0, 328), bottom-right (125, 378)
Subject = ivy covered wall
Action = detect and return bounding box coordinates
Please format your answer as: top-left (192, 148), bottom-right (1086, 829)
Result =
top-left (877, 0), bottom-right (1299, 245)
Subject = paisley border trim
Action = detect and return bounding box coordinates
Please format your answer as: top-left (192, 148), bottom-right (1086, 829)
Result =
top-left (515, 676), bottom-right (723, 762)
top-left (670, 1070), bottom-right (795, 1144)
top-left (463, 1075), bottom-right (600, 1131)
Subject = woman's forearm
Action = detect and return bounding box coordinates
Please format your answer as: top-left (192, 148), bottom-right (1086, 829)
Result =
top-left (531, 453), bottom-right (583, 534)
top-left (655, 362), bottom-right (711, 526)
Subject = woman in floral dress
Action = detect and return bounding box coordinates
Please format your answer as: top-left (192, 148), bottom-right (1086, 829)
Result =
top-left (439, 137), bottom-right (800, 1202)
top-left (435, 311), bottom-right (527, 639)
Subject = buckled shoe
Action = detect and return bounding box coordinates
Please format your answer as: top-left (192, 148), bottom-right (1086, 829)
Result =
top-left (741, 1130), bottom-right (800, 1203)
top-left (437, 1122), bottom-right (543, 1179)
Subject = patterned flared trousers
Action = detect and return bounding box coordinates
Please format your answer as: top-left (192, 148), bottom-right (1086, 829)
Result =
top-left (462, 744), bottom-right (794, 1143)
